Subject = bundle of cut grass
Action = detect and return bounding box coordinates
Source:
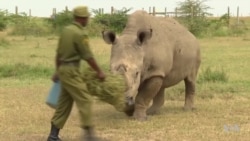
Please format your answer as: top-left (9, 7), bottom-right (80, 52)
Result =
top-left (82, 68), bottom-right (126, 112)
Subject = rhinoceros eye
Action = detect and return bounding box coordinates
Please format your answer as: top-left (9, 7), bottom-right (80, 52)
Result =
top-left (133, 72), bottom-right (139, 79)
top-left (132, 72), bottom-right (140, 83)
top-left (135, 72), bottom-right (139, 77)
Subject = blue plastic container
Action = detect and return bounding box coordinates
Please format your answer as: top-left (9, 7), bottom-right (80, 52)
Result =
top-left (46, 81), bottom-right (61, 109)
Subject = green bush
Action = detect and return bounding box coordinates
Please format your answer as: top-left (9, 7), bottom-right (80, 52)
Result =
top-left (204, 13), bottom-right (247, 37)
top-left (86, 20), bottom-right (105, 37)
top-left (229, 24), bottom-right (248, 36)
top-left (176, 0), bottom-right (248, 38)
top-left (200, 14), bottom-right (230, 37)
top-left (1, 8), bottom-right (129, 37)
top-left (7, 13), bottom-right (52, 36)
top-left (49, 10), bottom-right (73, 34)
top-left (0, 10), bottom-right (8, 31)
top-left (48, 7), bottom-right (130, 36)
top-left (198, 67), bottom-right (229, 83)
top-left (176, 0), bottom-right (212, 37)
top-left (92, 8), bottom-right (131, 33)
top-left (48, 10), bottom-right (111, 36)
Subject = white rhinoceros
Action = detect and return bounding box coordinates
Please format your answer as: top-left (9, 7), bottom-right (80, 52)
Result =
top-left (102, 10), bottom-right (201, 121)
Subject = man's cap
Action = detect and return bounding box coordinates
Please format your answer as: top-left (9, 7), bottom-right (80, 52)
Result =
top-left (73, 6), bottom-right (91, 17)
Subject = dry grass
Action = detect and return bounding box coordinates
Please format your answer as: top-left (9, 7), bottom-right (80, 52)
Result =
top-left (0, 34), bottom-right (250, 141)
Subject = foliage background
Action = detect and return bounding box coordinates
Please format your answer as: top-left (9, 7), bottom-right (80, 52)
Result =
top-left (0, 0), bottom-right (248, 38)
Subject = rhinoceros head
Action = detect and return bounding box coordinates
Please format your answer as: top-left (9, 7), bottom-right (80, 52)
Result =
top-left (102, 28), bottom-right (152, 105)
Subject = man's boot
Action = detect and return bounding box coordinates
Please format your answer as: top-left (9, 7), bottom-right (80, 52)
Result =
top-left (82, 126), bottom-right (103, 141)
top-left (47, 123), bottom-right (62, 141)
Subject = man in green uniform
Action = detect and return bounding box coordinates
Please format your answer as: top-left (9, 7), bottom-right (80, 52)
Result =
top-left (47, 6), bottom-right (105, 141)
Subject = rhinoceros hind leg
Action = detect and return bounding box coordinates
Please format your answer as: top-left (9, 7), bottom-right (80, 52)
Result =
top-left (183, 75), bottom-right (196, 111)
top-left (146, 88), bottom-right (165, 115)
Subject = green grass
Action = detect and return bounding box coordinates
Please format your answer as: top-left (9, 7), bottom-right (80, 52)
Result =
top-left (0, 33), bottom-right (250, 141)
top-left (198, 66), bottom-right (229, 83)
top-left (0, 63), bottom-right (52, 79)
top-left (0, 38), bottom-right (10, 48)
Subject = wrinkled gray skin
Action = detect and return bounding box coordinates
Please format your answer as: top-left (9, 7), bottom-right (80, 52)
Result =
top-left (102, 10), bottom-right (201, 121)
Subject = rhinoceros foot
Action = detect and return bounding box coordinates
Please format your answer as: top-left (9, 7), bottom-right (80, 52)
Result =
top-left (133, 112), bottom-right (148, 121)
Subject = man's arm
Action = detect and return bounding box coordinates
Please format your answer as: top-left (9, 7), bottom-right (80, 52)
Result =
top-left (51, 53), bottom-right (60, 82)
top-left (75, 34), bottom-right (105, 81)
top-left (86, 57), bottom-right (101, 73)
top-left (86, 57), bottom-right (105, 81)
top-left (55, 53), bottom-right (61, 71)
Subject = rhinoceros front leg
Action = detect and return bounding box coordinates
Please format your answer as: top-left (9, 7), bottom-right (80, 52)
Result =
top-left (133, 76), bottom-right (163, 121)
top-left (184, 76), bottom-right (196, 110)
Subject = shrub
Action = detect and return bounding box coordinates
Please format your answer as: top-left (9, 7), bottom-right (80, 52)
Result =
top-left (205, 13), bottom-right (248, 37)
top-left (176, 0), bottom-right (247, 37)
top-left (49, 10), bottom-right (73, 34)
top-left (198, 67), bottom-right (229, 83)
top-left (8, 13), bottom-right (52, 36)
top-left (229, 23), bottom-right (248, 36)
top-left (92, 8), bottom-right (131, 33)
top-left (176, 0), bottom-right (212, 37)
top-left (0, 10), bottom-right (8, 31)
top-left (86, 20), bottom-right (106, 37)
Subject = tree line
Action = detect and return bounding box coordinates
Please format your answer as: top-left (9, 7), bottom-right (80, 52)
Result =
top-left (0, 0), bottom-right (248, 37)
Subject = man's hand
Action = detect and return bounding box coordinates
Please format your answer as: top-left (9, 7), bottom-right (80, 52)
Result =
top-left (51, 72), bottom-right (59, 82)
top-left (97, 71), bottom-right (105, 81)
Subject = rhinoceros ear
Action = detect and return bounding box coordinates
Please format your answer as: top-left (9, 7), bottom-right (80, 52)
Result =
top-left (136, 28), bottom-right (152, 45)
top-left (102, 30), bottom-right (116, 44)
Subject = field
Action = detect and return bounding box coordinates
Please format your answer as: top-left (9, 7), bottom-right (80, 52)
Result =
top-left (0, 29), bottom-right (250, 141)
